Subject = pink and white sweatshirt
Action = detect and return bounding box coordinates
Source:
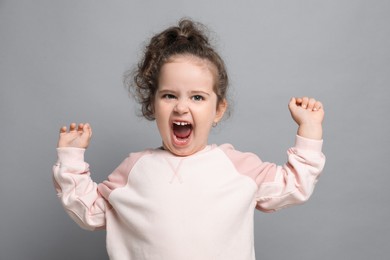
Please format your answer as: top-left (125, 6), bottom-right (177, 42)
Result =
top-left (53, 135), bottom-right (325, 260)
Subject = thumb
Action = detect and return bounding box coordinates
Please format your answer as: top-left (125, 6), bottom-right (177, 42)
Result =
top-left (82, 123), bottom-right (92, 139)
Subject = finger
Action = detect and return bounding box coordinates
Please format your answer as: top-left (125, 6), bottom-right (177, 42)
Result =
top-left (301, 97), bottom-right (309, 108)
top-left (77, 123), bottom-right (84, 133)
top-left (292, 97), bottom-right (303, 106)
top-left (313, 101), bottom-right (323, 111)
top-left (69, 123), bottom-right (77, 132)
top-left (85, 123), bottom-right (92, 135)
top-left (307, 98), bottom-right (316, 110)
top-left (80, 123), bottom-right (92, 143)
top-left (59, 126), bottom-right (67, 133)
top-left (82, 123), bottom-right (92, 136)
top-left (289, 97), bottom-right (297, 108)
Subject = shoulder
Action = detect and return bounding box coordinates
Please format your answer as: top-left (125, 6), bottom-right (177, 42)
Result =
top-left (127, 149), bottom-right (153, 162)
top-left (216, 143), bottom-right (260, 160)
top-left (98, 149), bottom-right (154, 197)
top-left (215, 144), bottom-right (264, 171)
top-left (108, 149), bottom-right (154, 178)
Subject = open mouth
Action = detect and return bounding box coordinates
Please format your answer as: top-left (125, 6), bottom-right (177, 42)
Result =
top-left (172, 121), bottom-right (192, 141)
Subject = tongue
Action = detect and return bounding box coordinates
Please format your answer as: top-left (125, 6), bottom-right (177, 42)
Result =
top-left (173, 124), bottom-right (192, 138)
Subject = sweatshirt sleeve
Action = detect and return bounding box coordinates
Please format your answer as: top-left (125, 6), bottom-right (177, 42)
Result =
top-left (222, 135), bottom-right (326, 212)
top-left (53, 148), bottom-right (109, 230)
top-left (256, 135), bottom-right (325, 212)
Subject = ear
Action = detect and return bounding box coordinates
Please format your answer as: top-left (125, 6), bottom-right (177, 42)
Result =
top-left (214, 99), bottom-right (228, 123)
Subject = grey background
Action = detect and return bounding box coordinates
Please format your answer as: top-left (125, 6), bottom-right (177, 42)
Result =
top-left (1, 0), bottom-right (389, 259)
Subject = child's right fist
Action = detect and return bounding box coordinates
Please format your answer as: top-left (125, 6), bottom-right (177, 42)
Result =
top-left (57, 123), bottom-right (92, 148)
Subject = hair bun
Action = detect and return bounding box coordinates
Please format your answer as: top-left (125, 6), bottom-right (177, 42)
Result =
top-left (174, 19), bottom-right (209, 46)
top-left (175, 34), bottom-right (190, 45)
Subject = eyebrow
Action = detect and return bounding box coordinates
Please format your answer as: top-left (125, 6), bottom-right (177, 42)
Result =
top-left (157, 89), bottom-right (211, 96)
top-left (190, 90), bottom-right (211, 96)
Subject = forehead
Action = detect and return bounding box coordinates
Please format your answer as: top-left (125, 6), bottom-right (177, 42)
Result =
top-left (164, 55), bottom-right (217, 77)
top-left (159, 55), bottom-right (216, 87)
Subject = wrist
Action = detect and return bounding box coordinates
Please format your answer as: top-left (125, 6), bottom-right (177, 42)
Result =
top-left (56, 147), bottom-right (86, 164)
top-left (297, 123), bottom-right (323, 140)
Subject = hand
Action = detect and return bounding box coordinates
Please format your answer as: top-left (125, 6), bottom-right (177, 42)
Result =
top-left (289, 97), bottom-right (324, 125)
top-left (288, 97), bottom-right (324, 140)
top-left (57, 123), bottom-right (92, 148)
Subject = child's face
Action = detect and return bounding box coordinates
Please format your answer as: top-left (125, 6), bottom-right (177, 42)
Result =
top-left (154, 56), bottom-right (226, 156)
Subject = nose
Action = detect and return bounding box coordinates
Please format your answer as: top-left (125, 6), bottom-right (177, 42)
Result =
top-left (174, 98), bottom-right (189, 114)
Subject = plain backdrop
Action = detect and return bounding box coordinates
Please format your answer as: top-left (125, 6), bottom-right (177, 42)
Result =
top-left (1, 0), bottom-right (389, 259)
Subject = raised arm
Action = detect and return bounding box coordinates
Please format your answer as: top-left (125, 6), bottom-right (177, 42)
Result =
top-left (53, 123), bottom-right (107, 230)
top-left (237, 98), bottom-right (326, 211)
top-left (255, 97), bottom-right (325, 211)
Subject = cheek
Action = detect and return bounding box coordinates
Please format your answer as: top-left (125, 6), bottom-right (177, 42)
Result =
top-left (154, 101), bottom-right (167, 118)
top-left (154, 104), bottom-right (173, 133)
top-left (194, 105), bottom-right (218, 125)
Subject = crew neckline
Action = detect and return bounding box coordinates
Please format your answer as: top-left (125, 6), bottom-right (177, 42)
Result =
top-left (154, 144), bottom-right (217, 158)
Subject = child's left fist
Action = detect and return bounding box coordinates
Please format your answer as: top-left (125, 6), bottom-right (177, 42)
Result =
top-left (288, 97), bottom-right (325, 126)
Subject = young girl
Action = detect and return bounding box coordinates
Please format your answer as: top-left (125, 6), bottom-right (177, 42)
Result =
top-left (53, 19), bottom-right (325, 260)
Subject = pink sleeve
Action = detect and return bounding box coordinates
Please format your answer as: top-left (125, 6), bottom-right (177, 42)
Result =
top-left (53, 148), bottom-right (142, 230)
top-left (221, 135), bottom-right (326, 212)
top-left (98, 151), bottom-right (147, 198)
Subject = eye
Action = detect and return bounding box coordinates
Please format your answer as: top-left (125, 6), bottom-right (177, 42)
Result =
top-left (192, 95), bottom-right (204, 101)
top-left (162, 94), bottom-right (176, 100)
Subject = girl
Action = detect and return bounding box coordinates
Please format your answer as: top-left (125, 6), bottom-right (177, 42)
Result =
top-left (53, 19), bottom-right (325, 260)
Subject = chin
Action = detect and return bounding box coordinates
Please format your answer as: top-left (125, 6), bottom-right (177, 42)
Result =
top-left (168, 147), bottom-right (194, 157)
top-left (163, 142), bottom-right (198, 157)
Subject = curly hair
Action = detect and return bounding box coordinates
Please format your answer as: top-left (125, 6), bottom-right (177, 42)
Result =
top-left (125, 18), bottom-right (229, 121)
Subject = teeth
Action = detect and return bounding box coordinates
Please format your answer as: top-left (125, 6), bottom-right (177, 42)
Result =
top-left (173, 121), bottom-right (190, 126)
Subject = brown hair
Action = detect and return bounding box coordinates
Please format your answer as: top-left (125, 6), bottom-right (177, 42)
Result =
top-left (126, 18), bottom-right (229, 121)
